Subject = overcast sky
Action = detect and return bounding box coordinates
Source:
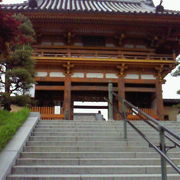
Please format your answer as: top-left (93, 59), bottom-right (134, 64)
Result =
top-left (1, 0), bottom-right (180, 99)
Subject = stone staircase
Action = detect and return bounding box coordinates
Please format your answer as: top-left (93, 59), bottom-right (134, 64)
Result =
top-left (74, 113), bottom-right (97, 121)
top-left (7, 119), bottom-right (180, 180)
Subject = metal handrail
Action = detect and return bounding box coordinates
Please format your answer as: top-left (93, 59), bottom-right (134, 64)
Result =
top-left (127, 120), bottom-right (180, 173)
top-left (113, 92), bottom-right (180, 147)
top-left (106, 91), bottom-right (180, 179)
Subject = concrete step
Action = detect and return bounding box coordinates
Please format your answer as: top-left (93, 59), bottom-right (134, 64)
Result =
top-left (7, 174), bottom-right (180, 180)
top-left (6, 119), bottom-right (180, 180)
top-left (29, 136), bottom-right (126, 141)
top-left (36, 124), bottom-right (180, 129)
top-left (16, 158), bottom-right (180, 166)
top-left (30, 134), bottom-right (162, 139)
top-left (11, 165), bottom-right (178, 174)
top-left (34, 128), bottom-right (122, 132)
top-left (34, 126), bottom-right (180, 133)
top-left (36, 125), bottom-right (179, 130)
top-left (35, 126), bottom-right (121, 130)
top-left (33, 128), bottom-right (164, 132)
top-left (29, 132), bottom-right (162, 140)
top-left (23, 146), bottom-right (157, 152)
top-left (33, 129), bottom-right (180, 136)
top-left (25, 140), bottom-right (156, 146)
top-left (31, 132), bottom-right (123, 136)
top-left (29, 136), bottom-right (172, 143)
top-left (20, 152), bottom-right (180, 159)
top-left (26, 141), bottom-right (176, 147)
top-left (32, 130), bottom-right (160, 135)
top-left (38, 120), bottom-right (179, 123)
top-left (37, 121), bottom-right (180, 125)
top-left (37, 122), bottom-right (115, 125)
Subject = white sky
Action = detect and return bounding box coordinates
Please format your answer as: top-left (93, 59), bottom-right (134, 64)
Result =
top-left (1, 0), bottom-right (180, 99)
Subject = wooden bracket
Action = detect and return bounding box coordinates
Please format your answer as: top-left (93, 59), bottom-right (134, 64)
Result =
top-left (62, 62), bottom-right (74, 75)
top-left (67, 32), bottom-right (72, 45)
top-left (155, 65), bottom-right (164, 82)
top-left (114, 33), bottom-right (125, 46)
top-left (117, 63), bottom-right (128, 77)
top-left (66, 32), bottom-right (75, 45)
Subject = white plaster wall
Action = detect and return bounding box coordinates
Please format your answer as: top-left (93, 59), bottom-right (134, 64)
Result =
top-left (36, 72), bottom-right (48, 77)
top-left (124, 44), bottom-right (134, 48)
top-left (105, 73), bottom-right (118, 79)
top-left (125, 74), bottom-right (139, 79)
top-left (141, 74), bottom-right (156, 80)
top-left (53, 42), bottom-right (64, 46)
top-left (74, 42), bottom-right (83, 46)
top-left (49, 72), bottom-right (65, 77)
top-left (71, 73), bottom-right (85, 78)
top-left (86, 73), bottom-right (103, 78)
top-left (41, 42), bottom-right (51, 45)
top-left (106, 43), bottom-right (114, 47)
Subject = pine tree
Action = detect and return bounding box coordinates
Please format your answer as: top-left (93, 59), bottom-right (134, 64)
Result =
top-left (173, 65), bottom-right (180, 95)
top-left (0, 12), bottom-right (35, 111)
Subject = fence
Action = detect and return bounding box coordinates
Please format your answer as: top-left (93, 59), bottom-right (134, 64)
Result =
top-left (127, 108), bottom-right (159, 120)
top-left (31, 106), bottom-right (64, 120)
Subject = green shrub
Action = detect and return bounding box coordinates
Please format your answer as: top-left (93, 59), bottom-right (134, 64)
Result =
top-left (0, 108), bottom-right (29, 151)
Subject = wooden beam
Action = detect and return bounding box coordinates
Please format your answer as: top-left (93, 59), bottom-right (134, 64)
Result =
top-left (36, 86), bottom-right (64, 90)
top-left (73, 105), bottom-right (108, 109)
top-left (125, 79), bottom-right (156, 84)
top-left (35, 77), bottom-right (117, 83)
top-left (33, 56), bottom-right (176, 65)
top-left (71, 86), bottom-right (118, 91)
top-left (125, 87), bottom-right (156, 92)
top-left (35, 77), bottom-right (65, 82)
top-left (71, 78), bottom-right (117, 83)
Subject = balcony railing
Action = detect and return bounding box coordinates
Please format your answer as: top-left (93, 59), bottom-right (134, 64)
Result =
top-left (32, 45), bottom-right (174, 61)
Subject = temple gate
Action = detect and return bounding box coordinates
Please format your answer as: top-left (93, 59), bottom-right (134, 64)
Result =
top-left (2, 0), bottom-right (180, 120)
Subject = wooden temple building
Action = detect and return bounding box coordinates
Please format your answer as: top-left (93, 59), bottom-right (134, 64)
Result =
top-left (2, 0), bottom-right (180, 120)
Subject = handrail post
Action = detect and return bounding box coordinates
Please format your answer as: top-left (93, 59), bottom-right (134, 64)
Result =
top-left (122, 99), bottom-right (127, 140)
top-left (159, 127), bottom-right (167, 180)
top-left (108, 82), bottom-right (113, 120)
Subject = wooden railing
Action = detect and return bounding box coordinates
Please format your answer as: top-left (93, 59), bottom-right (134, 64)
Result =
top-left (31, 106), bottom-right (157, 120)
top-left (31, 106), bottom-right (64, 120)
top-left (127, 108), bottom-right (159, 120)
top-left (32, 45), bottom-right (174, 61)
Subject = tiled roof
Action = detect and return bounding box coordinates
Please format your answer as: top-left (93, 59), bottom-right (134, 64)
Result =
top-left (1, 0), bottom-right (180, 15)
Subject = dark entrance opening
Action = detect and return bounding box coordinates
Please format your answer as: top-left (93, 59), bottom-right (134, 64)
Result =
top-left (125, 92), bottom-right (155, 108)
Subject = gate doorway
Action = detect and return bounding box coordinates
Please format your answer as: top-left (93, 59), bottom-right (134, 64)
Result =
top-left (73, 101), bottom-right (108, 120)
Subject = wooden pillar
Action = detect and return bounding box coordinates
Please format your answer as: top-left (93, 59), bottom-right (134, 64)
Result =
top-left (113, 98), bottom-right (118, 120)
top-left (108, 82), bottom-right (113, 120)
top-left (116, 63), bottom-right (127, 120)
top-left (117, 76), bottom-right (125, 120)
top-left (70, 100), bottom-right (74, 120)
top-left (64, 75), bottom-right (71, 120)
top-left (155, 79), bottom-right (164, 120)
